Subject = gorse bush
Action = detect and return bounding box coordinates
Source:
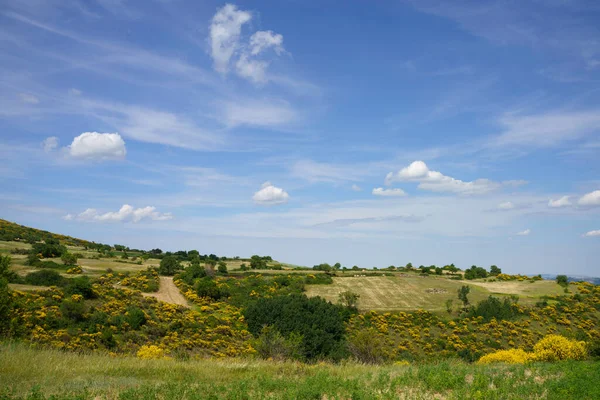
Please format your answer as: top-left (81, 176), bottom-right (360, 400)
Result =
top-left (478, 348), bottom-right (530, 364)
top-left (478, 335), bottom-right (588, 364)
top-left (530, 335), bottom-right (587, 361)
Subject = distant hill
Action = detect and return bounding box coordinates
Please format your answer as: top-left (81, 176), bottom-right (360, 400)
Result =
top-left (541, 274), bottom-right (600, 285)
top-left (0, 218), bottom-right (94, 248)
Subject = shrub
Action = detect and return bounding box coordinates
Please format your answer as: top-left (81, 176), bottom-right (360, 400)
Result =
top-left (60, 299), bottom-right (86, 322)
top-left (253, 326), bottom-right (303, 361)
top-left (137, 345), bottom-right (166, 359)
top-left (556, 275), bottom-right (568, 286)
top-left (66, 266), bottom-right (83, 274)
top-left (244, 294), bottom-right (350, 360)
top-left (347, 327), bottom-right (389, 364)
top-left (64, 276), bottom-right (96, 299)
top-left (24, 270), bottom-right (65, 286)
top-left (338, 290), bottom-right (360, 309)
top-left (0, 278), bottom-right (12, 334)
top-left (61, 252), bottom-right (78, 266)
top-left (468, 296), bottom-right (519, 322)
top-left (195, 277), bottom-right (227, 301)
top-left (478, 349), bottom-right (530, 364)
top-left (530, 335), bottom-right (587, 361)
top-left (125, 306), bottom-right (147, 330)
top-left (179, 263), bottom-right (207, 285)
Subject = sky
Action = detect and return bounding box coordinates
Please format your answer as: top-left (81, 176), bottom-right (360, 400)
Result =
top-left (1, 0), bottom-right (599, 275)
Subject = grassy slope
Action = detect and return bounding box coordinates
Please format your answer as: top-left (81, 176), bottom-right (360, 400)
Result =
top-left (305, 275), bottom-right (566, 313)
top-left (0, 343), bottom-right (598, 400)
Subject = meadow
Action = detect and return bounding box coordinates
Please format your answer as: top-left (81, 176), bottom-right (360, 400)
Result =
top-left (1, 342), bottom-right (599, 400)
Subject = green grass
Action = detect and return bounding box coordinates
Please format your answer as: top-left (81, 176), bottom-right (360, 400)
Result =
top-left (0, 342), bottom-right (598, 399)
top-left (305, 275), bottom-right (564, 313)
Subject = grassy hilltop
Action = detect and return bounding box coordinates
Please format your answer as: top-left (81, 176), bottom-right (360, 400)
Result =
top-left (0, 218), bottom-right (599, 399)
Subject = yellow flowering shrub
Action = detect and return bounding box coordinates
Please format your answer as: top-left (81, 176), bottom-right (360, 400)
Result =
top-left (66, 266), bottom-right (83, 274)
top-left (477, 349), bottom-right (530, 364)
top-left (137, 345), bottom-right (167, 359)
top-left (530, 334), bottom-right (587, 361)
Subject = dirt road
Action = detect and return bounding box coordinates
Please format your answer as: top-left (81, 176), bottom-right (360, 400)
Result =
top-left (143, 276), bottom-right (190, 308)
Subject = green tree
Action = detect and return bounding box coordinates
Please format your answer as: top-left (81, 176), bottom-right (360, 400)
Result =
top-left (458, 285), bottom-right (471, 309)
top-left (338, 290), bottom-right (360, 309)
top-left (0, 278), bottom-right (12, 335)
top-left (158, 255), bottom-right (182, 276)
top-left (217, 261), bottom-right (228, 275)
top-left (490, 265), bottom-right (502, 276)
top-left (0, 255), bottom-right (18, 282)
top-left (250, 255), bottom-right (267, 269)
top-left (61, 252), bottom-right (78, 266)
top-left (445, 299), bottom-right (454, 314)
top-left (556, 275), bottom-right (568, 286)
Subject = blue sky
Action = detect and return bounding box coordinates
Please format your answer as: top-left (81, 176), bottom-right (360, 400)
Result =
top-left (1, 0), bottom-right (600, 275)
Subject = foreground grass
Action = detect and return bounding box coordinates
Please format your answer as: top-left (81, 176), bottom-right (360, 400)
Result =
top-left (1, 343), bottom-right (599, 399)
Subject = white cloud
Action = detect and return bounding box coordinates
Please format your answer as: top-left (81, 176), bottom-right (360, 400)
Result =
top-left (351, 184), bottom-right (362, 192)
top-left (68, 132), bottom-right (126, 160)
top-left (253, 182), bottom-right (289, 205)
top-left (222, 99), bottom-right (296, 127)
top-left (385, 161), bottom-right (503, 195)
top-left (583, 230), bottom-right (600, 237)
top-left (490, 110), bottom-right (600, 148)
top-left (548, 196), bottom-right (571, 208)
top-left (516, 229), bottom-right (531, 236)
top-left (578, 190), bottom-right (600, 206)
top-left (498, 201), bottom-right (514, 210)
top-left (235, 54), bottom-right (269, 83)
top-left (372, 187), bottom-right (406, 197)
top-left (41, 136), bottom-right (58, 152)
top-left (66, 204), bottom-right (172, 223)
top-left (209, 3), bottom-right (251, 74)
top-left (250, 30), bottom-right (284, 56)
top-left (18, 93), bottom-right (39, 104)
top-left (69, 88), bottom-right (82, 96)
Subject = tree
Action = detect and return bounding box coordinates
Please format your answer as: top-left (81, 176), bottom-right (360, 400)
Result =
top-left (250, 255), bottom-right (267, 269)
top-left (464, 265), bottom-right (488, 280)
top-left (0, 255), bottom-right (18, 282)
top-left (490, 265), bottom-right (501, 276)
top-left (61, 252), bottom-right (78, 266)
top-left (338, 290), bottom-right (360, 309)
top-left (333, 262), bottom-right (342, 271)
top-left (217, 261), bottom-right (228, 275)
top-left (556, 275), bottom-right (569, 286)
top-left (0, 278), bottom-right (12, 334)
top-left (158, 255), bottom-right (182, 276)
top-left (458, 285), bottom-right (471, 309)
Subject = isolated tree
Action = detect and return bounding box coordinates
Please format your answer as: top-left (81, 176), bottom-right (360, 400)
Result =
top-left (333, 262), bottom-right (342, 271)
top-left (405, 262), bottom-right (413, 270)
top-left (458, 285), bottom-right (471, 309)
top-left (556, 275), bottom-right (569, 286)
top-left (250, 255), bottom-right (267, 269)
top-left (61, 252), bottom-right (78, 266)
top-left (490, 265), bottom-right (501, 276)
top-left (158, 255), bottom-right (182, 276)
top-left (338, 290), bottom-right (360, 309)
top-left (217, 261), bottom-right (228, 275)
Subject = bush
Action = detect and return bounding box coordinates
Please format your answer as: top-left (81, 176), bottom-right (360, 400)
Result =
top-left (125, 306), bottom-right (147, 330)
top-left (24, 270), bottom-right (65, 286)
top-left (244, 294), bottom-right (350, 361)
top-left (137, 345), bottom-right (166, 359)
top-left (530, 335), bottom-right (587, 361)
top-left (347, 327), bottom-right (389, 363)
top-left (60, 299), bottom-right (86, 322)
top-left (179, 263), bottom-right (207, 285)
top-left (478, 349), bottom-right (530, 364)
top-left (468, 296), bottom-right (519, 322)
top-left (61, 252), bottom-right (78, 266)
top-left (253, 326), bottom-right (303, 361)
top-left (64, 276), bottom-right (96, 299)
top-left (195, 277), bottom-right (227, 301)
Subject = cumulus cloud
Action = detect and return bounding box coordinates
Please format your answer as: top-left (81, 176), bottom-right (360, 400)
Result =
top-left (253, 181), bottom-right (289, 205)
top-left (583, 230), bottom-right (600, 237)
top-left (209, 3), bottom-right (251, 74)
top-left (548, 196), bottom-right (571, 208)
top-left (372, 187), bottom-right (407, 197)
top-left (578, 190), bottom-right (600, 206)
top-left (351, 184), bottom-right (362, 192)
top-left (19, 93), bottom-right (40, 104)
top-left (516, 229), bottom-right (531, 236)
top-left (385, 161), bottom-right (506, 195)
top-left (498, 201), bottom-right (514, 210)
top-left (209, 5), bottom-right (285, 83)
top-left (41, 136), bottom-right (59, 152)
top-left (65, 204), bottom-right (172, 223)
top-left (68, 132), bottom-right (126, 160)
top-left (250, 30), bottom-right (284, 56)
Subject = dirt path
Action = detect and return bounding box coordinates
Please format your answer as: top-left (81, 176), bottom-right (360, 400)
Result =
top-left (143, 276), bottom-right (190, 308)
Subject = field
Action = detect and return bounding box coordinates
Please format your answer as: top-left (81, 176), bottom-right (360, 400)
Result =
top-left (305, 275), bottom-right (566, 312)
top-left (1, 342), bottom-right (598, 400)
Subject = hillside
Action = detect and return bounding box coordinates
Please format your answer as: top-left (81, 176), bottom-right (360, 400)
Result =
top-left (1, 220), bottom-right (599, 399)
